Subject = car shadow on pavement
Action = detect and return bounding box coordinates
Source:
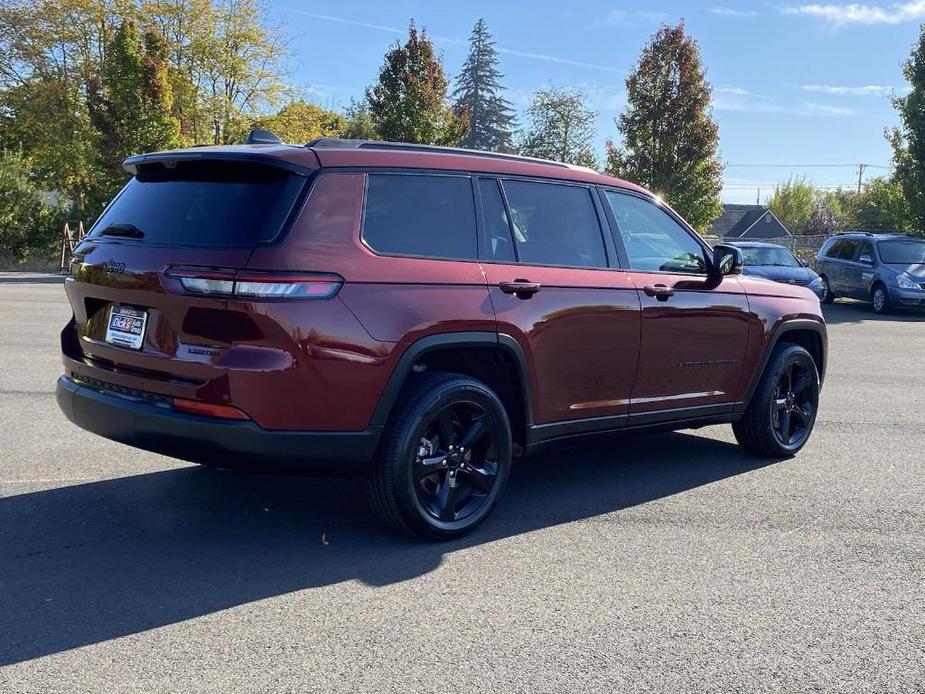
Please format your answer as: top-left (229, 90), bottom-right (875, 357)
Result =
top-left (823, 301), bottom-right (925, 325)
top-left (0, 274), bottom-right (64, 284)
top-left (0, 431), bottom-right (774, 666)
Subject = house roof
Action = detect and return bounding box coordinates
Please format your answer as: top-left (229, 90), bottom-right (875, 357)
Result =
top-left (709, 204), bottom-right (769, 238)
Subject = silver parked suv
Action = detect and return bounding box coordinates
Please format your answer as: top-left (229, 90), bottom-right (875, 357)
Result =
top-left (815, 232), bottom-right (925, 313)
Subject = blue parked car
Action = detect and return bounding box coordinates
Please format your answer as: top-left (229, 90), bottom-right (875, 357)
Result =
top-left (726, 241), bottom-right (826, 299)
top-left (815, 232), bottom-right (925, 314)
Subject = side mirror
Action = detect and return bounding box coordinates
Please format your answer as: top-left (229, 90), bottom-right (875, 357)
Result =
top-left (859, 254), bottom-right (874, 265)
top-left (801, 259), bottom-right (809, 267)
top-left (712, 244), bottom-right (743, 277)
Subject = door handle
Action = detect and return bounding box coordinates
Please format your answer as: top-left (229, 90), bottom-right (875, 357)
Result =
top-left (499, 279), bottom-right (541, 300)
top-left (643, 284), bottom-right (675, 301)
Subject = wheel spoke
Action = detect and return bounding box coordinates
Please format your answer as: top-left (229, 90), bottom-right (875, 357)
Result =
top-left (774, 397), bottom-right (788, 412)
top-left (416, 454), bottom-right (446, 479)
top-left (778, 409), bottom-right (791, 444)
top-left (437, 472), bottom-right (459, 522)
top-left (791, 405), bottom-right (807, 426)
top-left (436, 408), bottom-right (455, 448)
top-left (457, 415), bottom-right (488, 451)
top-left (791, 371), bottom-right (809, 396)
top-left (780, 365), bottom-right (793, 394)
top-left (462, 460), bottom-right (496, 493)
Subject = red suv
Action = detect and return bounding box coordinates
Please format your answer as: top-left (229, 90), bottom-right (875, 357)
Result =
top-left (58, 137), bottom-right (827, 539)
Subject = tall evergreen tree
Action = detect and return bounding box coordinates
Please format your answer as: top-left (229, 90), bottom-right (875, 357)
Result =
top-left (366, 21), bottom-right (468, 145)
top-left (888, 25), bottom-right (925, 237)
top-left (606, 23), bottom-right (723, 233)
top-left (518, 87), bottom-right (598, 168)
top-left (452, 19), bottom-right (516, 152)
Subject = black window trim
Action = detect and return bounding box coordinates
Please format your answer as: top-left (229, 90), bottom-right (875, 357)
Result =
top-left (600, 187), bottom-right (714, 276)
top-left (359, 170), bottom-right (482, 264)
top-left (472, 175), bottom-right (616, 271)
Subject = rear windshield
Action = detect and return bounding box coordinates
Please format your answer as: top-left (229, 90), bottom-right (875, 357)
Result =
top-left (89, 160), bottom-right (305, 246)
top-left (878, 239), bottom-right (925, 264)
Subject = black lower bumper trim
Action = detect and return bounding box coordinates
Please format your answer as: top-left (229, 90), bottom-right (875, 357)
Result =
top-left (56, 377), bottom-right (381, 476)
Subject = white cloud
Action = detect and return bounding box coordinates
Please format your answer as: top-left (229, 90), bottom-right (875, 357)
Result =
top-left (710, 6), bottom-right (759, 16)
top-left (784, 1), bottom-right (925, 25)
top-left (599, 9), bottom-right (670, 26)
top-left (716, 85), bottom-right (768, 98)
top-left (803, 101), bottom-right (859, 115)
top-left (800, 84), bottom-right (892, 95)
top-left (290, 11), bottom-right (626, 74)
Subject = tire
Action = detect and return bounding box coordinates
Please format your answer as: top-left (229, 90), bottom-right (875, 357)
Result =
top-left (732, 344), bottom-right (820, 458)
top-left (871, 283), bottom-right (890, 314)
top-left (819, 275), bottom-right (835, 304)
top-left (364, 371), bottom-right (512, 540)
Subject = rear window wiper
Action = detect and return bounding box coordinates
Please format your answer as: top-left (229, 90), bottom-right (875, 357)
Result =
top-left (99, 223), bottom-right (144, 239)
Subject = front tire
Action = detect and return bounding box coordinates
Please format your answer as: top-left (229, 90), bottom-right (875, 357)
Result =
top-left (871, 283), bottom-right (890, 314)
top-left (733, 344), bottom-right (820, 458)
top-left (819, 275), bottom-right (835, 304)
top-left (365, 372), bottom-right (512, 540)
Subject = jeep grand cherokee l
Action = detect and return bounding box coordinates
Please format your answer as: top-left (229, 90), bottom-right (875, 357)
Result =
top-left (58, 136), bottom-right (827, 540)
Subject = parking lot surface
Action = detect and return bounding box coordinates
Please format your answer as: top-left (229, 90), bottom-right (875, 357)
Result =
top-left (1, 278), bottom-right (923, 693)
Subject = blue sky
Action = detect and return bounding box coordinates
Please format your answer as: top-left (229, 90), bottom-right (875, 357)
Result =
top-left (269, 0), bottom-right (925, 204)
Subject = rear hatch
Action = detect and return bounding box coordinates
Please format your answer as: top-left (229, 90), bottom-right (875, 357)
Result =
top-left (63, 155), bottom-right (310, 404)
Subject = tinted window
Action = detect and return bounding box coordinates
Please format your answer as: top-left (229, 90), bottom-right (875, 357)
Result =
top-left (363, 174), bottom-right (477, 260)
top-left (478, 179), bottom-right (516, 262)
top-left (878, 239), bottom-right (925, 264)
top-left (837, 239), bottom-right (859, 260)
top-left (89, 160), bottom-right (304, 246)
top-left (501, 180), bottom-right (607, 268)
top-left (824, 240), bottom-right (844, 258)
top-left (605, 191), bottom-right (707, 273)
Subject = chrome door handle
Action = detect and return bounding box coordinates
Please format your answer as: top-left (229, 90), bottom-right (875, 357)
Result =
top-left (499, 280), bottom-right (541, 300)
top-left (643, 284), bottom-right (675, 301)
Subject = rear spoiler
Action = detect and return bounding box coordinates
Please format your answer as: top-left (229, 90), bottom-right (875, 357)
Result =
top-left (123, 150), bottom-right (316, 176)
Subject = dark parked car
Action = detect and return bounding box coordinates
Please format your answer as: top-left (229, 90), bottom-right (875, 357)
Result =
top-left (815, 232), bottom-right (925, 313)
top-left (58, 136), bottom-right (827, 539)
top-left (726, 241), bottom-right (826, 299)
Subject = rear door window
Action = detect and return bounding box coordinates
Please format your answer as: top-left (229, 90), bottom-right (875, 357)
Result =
top-left (500, 180), bottom-right (607, 268)
top-left (837, 239), bottom-right (860, 260)
top-left (477, 178), bottom-right (516, 262)
top-left (363, 174), bottom-right (477, 260)
top-left (89, 160), bottom-right (305, 246)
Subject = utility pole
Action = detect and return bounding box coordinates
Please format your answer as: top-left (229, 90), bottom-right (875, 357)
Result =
top-left (857, 163), bottom-right (868, 194)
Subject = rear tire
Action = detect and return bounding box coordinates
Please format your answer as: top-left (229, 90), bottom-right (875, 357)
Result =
top-left (733, 344), bottom-right (820, 458)
top-left (364, 371), bottom-right (512, 540)
top-left (871, 283), bottom-right (890, 314)
top-left (819, 275), bottom-right (835, 304)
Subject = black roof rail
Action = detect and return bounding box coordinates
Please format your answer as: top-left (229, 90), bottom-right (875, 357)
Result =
top-left (304, 137), bottom-right (590, 171)
top-left (835, 230), bottom-right (875, 237)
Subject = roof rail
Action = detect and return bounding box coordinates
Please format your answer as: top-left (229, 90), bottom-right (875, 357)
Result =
top-left (304, 138), bottom-right (593, 171)
top-left (835, 230), bottom-right (875, 237)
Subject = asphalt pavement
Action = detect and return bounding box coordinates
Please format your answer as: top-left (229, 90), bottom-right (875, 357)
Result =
top-left (1, 278), bottom-right (923, 693)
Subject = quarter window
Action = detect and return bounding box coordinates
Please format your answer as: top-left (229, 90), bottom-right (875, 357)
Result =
top-left (363, 174), bottom-right (477, 260)
top-left (836, 239), bottom-right (859, 260)
top-left (605, 191), bottom-right (708, 274)
top-left (500, 180), bottom-right (607, 268)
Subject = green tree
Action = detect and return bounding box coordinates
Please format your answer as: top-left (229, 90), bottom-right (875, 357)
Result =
top-left (452, 18), bottom-right (516, 152)
top-left (366, 21), bottom-right (468, 145)
top-left (518, 87), bottom-right (598, 168)
top-left (254, 100), bottom-right (346, 143)
top-left (342, 98), bottom-right (378, 140)
top-left (853, 177), bottom-right (909, 232)
top-left (96, 20), bottom-right (180, 195)
top-left (889, 25), bottom-right (925, 236)
top-left (606, 23), bottom-right (723, 232)
top-left (767, 176), bottom-right (816, 235)
top-left (0, 149), bottom-right (65, 263)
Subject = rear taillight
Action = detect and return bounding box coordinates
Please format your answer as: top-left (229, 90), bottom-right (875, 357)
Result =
top-left (165, 267), bottom-right (342, 300)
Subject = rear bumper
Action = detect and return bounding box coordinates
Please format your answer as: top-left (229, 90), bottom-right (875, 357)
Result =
top-left (56, 376), bottom-right (381, 476)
